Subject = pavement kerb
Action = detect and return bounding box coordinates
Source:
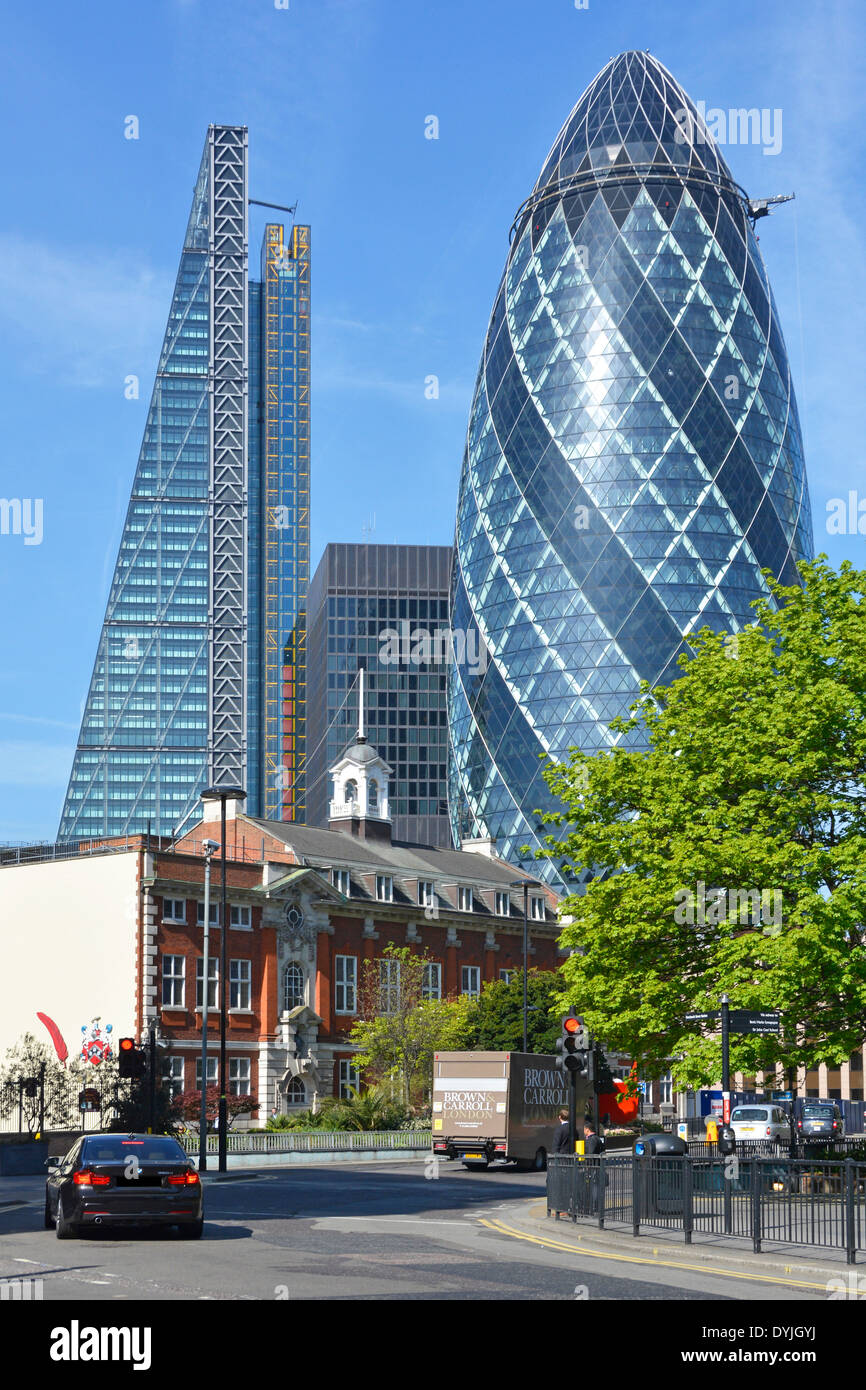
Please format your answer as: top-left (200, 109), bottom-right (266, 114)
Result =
top-left (488, 1196), bottom-right (865, 1285)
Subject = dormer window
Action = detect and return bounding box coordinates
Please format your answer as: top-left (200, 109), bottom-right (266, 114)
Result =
top-left (376, 874), bottom-right (393, 903)
top-left (418, 880), bottom-right (435, 908)
top-left (332, 868), bottom-right (351, 897)
top-left (529, 895), bottom-right (545, 922)
top-left (495, 891), bottom-right (510, 917)
top-left (458, 886), bottom-right (473, 912)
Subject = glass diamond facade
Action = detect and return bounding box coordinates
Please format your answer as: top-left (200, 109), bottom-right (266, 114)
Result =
top-left (448, 51), bottom-right (813, 892)
top-left (58, 127), bottom-right (310, 840)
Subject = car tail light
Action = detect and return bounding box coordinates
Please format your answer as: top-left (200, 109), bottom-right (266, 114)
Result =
top-left (797, 1120), bottom-right (802, 1129)
top-left (74, 1170), bottom-right (110, 1187)
top-left (494, 1143), bottom-right (506, 1153)
top-left (165, 1171), bottom-right (200, 1187)
top-left (833, 1121), bottom-right (838, 1129)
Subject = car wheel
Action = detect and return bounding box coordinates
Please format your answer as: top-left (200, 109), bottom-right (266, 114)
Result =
top-left (533, 1148), bottom-right (547, 1172)
top-left (44, 1193), bottom-right (53, 1230)
top-left (55, 1197), bottom-right (77, 1240)
top-left (178, 1219), bottom-right (203, 1239)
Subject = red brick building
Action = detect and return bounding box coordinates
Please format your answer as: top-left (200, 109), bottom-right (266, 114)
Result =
top-left (143, 735), bottom-right (563, 1120)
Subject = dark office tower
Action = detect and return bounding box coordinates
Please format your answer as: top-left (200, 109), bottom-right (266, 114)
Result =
top-left (58, 126), bottom-right (310, 839)
top-left (305, 545), bottom-right (453, 847)
top-left (448, 52), bottom-right (813, 891)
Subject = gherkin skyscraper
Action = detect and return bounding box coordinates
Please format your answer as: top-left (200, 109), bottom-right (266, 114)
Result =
top-left (448, 51), bottom-right (813, 891)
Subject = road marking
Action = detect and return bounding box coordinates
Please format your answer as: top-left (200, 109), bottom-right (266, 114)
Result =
top-left (478, 1219), bottom-right (846, 1293)
top-left (315, 1217), bottom-right (469, 1227)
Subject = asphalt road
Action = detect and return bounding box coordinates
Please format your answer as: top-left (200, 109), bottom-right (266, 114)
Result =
top-left (0, 1161), bottom-right (830, 1301)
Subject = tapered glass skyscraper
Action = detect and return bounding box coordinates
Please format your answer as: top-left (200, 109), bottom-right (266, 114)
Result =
top-left (58, 126), bottom-right (310, 839)
top-left (448, 52), bottom-right (813, 891)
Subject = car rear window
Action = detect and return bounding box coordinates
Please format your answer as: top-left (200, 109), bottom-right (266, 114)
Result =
top-left (82, 1136), bottom-right (186, 1163)
top-left (802, 1104), bottom-right (835, 1118)
top-left (731, 1108), bottom-right (770, 1121)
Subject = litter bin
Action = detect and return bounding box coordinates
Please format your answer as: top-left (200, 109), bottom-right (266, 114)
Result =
top-left (633, 1134), bottom-right (688, 1158)
top-left (633, 1133), bottom-right (687, 1216)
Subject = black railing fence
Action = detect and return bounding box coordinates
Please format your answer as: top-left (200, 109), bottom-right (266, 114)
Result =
top-left (548, 1154), bottom-right (866, 1263)
top-left (0, 1074), bottom-right (138, 1136)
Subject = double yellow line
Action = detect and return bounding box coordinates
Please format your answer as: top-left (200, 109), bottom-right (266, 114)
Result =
top-left (479, 1217), bottom-right (848, 1293)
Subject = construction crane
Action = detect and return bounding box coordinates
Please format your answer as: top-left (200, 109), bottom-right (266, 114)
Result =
top-left (747, 192), bottom-right (794, 223)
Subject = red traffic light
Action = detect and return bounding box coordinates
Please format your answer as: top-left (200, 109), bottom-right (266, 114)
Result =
top-left (119, 1037), bottom-right (135, 1052)
top-left (563, 1016), bottom-right (583, 1034)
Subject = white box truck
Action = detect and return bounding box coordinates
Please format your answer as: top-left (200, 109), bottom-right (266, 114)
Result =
top-left (431, 1050), bottom-right (593, 1171)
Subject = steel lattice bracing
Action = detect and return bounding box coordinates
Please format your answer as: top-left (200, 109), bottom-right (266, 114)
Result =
top-left (447, 52), bottom-right (814, 891)
top-left (208, 126), bottom-right (249, 789)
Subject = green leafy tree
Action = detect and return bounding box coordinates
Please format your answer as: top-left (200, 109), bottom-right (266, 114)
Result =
top-left (534, 558), bottom-right (866, 1089)
top-left (349, 945), bottom-right (476, 1104)
top-left (460, 970), bottom-right (564, 1053)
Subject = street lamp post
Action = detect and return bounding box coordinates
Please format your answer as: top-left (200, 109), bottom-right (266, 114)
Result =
top-left (509, 878), bottom-right (539, 1053)
top-left (200, 785), bottom-right (246, 1173)
top-left (198, 838), bottom-right (220, 1172)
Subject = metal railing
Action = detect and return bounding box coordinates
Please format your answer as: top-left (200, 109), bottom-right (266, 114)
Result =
top-left (178, 1129), bottom-right (432, 1155)
top-left (547, 1153), bottom-right (866, 1263)
top-left (0, 1076), bottom-right (135, 1136)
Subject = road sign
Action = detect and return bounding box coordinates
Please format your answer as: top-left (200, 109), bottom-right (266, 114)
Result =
top-left (771, 1090), bottom-right (793, 1101)
top-left (728, 1010), bottom-right (782, 1035)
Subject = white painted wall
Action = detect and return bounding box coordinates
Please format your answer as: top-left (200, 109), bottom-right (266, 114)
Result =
top-left (0, 852), bottom-right (140, 1064)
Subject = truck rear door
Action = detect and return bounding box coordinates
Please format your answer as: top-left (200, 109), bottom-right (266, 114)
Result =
top-left (432, 1053), bottom-right (508, 1157)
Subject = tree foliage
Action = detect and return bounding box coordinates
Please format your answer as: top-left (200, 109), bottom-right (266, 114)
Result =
top-left (170, 1086), bottom-right (256, 1128)
top-left (460, 970), bottom-right (564, 1053)
top-left (535, 559), bottom-right (866, 1088)
top-left (349, 945), bottom-right (476, 1103)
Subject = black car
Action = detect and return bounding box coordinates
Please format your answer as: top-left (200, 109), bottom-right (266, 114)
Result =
top-left (796, 1102), bottom-right (845, 1143)
top-left (44, 1133), bottom-right (203, 1239)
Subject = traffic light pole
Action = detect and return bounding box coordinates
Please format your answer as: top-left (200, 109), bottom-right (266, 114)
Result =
top-left (568, 1070), bottom-right (578, 1153)
top-left (147, 1023), bottom-right (157, 1133)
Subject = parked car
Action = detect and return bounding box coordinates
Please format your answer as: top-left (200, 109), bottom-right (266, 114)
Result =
top-left (796, 1101), bottom-right (845, 1143)
top-left (729, 1104), bottom-right (790, 1146)
top-left (44, 1132), bottom-right (203, 1239)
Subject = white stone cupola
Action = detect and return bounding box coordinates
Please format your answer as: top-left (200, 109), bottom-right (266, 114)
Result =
top-left (328, 669), bottom-right (393, 842)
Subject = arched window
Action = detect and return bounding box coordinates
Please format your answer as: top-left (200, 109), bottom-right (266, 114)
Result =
top-left (368, 778), bottom-right (379, 811)
top-left (283, 962), bottom-right (304, 1012)
top-left (286, 1077), bottom-right (306, 1107)
top-left (344, 779), bottom-right (358, 804)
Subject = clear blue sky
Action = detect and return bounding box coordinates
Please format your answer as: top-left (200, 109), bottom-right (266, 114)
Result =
top-left (1, 0), bottom-right (864, 840)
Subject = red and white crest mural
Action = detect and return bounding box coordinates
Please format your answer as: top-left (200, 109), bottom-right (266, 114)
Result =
top-left (80, 1018), bottom-right (113, 1067)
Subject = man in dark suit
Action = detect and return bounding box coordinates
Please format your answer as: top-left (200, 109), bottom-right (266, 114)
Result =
top-left (583, 1118), bottom-right (604, 1156)
top-left (553, 1109), bottom-right (571, 1154)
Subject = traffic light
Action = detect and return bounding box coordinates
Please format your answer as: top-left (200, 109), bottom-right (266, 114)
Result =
top-left (555, 1009), bottom-right (590, 1075)
top-left (118, 1037), bottom-right (146, 1078)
